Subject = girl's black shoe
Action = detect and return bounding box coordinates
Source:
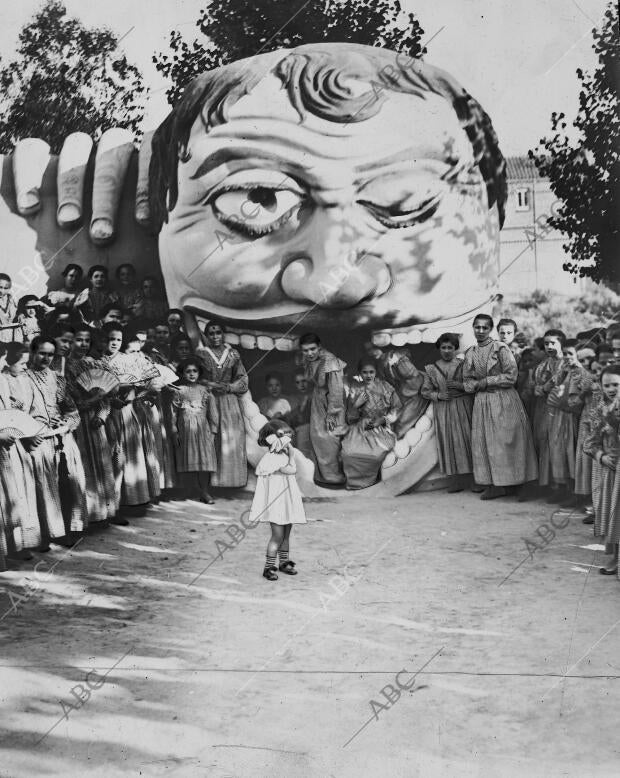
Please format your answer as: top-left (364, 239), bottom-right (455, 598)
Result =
top-left (263, 566), bottom-right (278, 581)
top-left (279, 561), bottom-right (298, 575)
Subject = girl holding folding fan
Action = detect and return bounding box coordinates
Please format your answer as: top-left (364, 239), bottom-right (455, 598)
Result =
top-left (66, 326), bottom-right (119, 525)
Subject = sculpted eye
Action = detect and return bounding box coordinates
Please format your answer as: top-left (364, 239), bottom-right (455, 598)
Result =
top-left (358, 194), bottom-right (441, 229)
top-left (210, 186), bottom-right (305, 236)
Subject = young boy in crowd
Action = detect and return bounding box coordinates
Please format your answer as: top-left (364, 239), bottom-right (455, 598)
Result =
top-left (596, 344), bottom-right (615, 369)
top-left (100, 303), bottom-right (125, 325)
top-left (497, 318), bottom-right (517, 346)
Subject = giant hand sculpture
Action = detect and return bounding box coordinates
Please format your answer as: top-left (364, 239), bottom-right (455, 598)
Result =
top-left (0, 42), bottom-right (506, 496)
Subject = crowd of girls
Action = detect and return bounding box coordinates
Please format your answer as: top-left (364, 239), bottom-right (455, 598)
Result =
top-left (255, 317), bottom-right (620, 581)
top-left (0, 261), bottom-right (251, 571)
top-left (0, 262), bottom-right (619, 582)
top-left (420, 316), bottom-right (620, 581)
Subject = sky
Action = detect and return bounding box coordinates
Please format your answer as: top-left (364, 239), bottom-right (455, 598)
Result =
top-left (0, 0), bottom-right (610, 156)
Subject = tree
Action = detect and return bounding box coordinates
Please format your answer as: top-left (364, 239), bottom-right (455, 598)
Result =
top-left (0, 0), bottom-right (146, 154)
top-left (153, 0), bottom-right (426, 107)
top-left (529, 2), bottom-right (619, 284)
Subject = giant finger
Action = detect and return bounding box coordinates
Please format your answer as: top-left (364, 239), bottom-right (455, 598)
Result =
top-left (56, 132), bottom-right (93, 228)
top-left (13, 138), bottom-right (50, 216)
top-left (90, 127), bottom-right (134, 245)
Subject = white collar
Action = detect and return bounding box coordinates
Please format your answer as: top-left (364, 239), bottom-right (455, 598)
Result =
top-left (204, 344), bottom-right (230, 368)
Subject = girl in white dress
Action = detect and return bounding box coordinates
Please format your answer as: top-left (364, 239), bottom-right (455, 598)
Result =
top-left (249, 419), bottom-right (306, 581)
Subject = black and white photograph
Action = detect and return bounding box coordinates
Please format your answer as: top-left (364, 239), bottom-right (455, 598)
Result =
top-left (0, 0), bottom-right (617, 775)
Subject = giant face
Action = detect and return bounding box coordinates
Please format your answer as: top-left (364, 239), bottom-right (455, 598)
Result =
top-left (152, 43), bottom-right (505, 350)
top-left (0, 42), bottom-right (506, 497)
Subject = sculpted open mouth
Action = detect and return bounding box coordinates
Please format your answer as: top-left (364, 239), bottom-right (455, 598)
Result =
top-left (185, 295), bottom-right (498, 351)
top-left (184, 293), bottom-right (498, 497)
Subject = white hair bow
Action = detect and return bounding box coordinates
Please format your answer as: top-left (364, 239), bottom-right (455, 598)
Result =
top-left (266, 433), bottom-right (291, 453)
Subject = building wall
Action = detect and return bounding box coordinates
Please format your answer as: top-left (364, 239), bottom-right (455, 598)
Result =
top-left (499, 175), bottom-right (585, 299)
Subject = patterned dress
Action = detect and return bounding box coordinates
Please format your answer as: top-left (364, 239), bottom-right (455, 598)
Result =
top-left (584, 398), bottom-right (619, 546)
top-left (101, 353), bottom-right (152, 506)
top-left (463, 339), bottom-right (538, 487)
top-left (0, 294), bottom-right (18, 343)
top-left (573, 376), bottom-right (600, 496)
top-left (0, 373), bottom-right (40, 554)
top-left (379, 349), bottom-right (429, 439)
top-left (304, 349), bottom-right (346, 485)
top-left (342, 378), bottom-right (401, 489)
top-left (134, 392), bottom-right (163, 500)
top-left (143, 348), bottom-right (177, 490)
top-left (546, 363), bottom-right (590, 485)
top-left (24, 367), bottom-right (86, 537)
top-left (116, 286), bottom-right (142, 314)
top-left (66, 356), bottom-right (117, 523)
top-left (532, 356), bottom-right (563, 486)
top-left (422, 359), bottom-right (474, 476)
top-left (172, 384), bottom-right (219, 472)
top-left (197, 344), bottom-right (248, 487)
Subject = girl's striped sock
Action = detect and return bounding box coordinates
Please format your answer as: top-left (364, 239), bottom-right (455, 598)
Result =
top-left (264, 554), bottom-right (277, 570)
top-left (278, 549), bottom-right (289, 565)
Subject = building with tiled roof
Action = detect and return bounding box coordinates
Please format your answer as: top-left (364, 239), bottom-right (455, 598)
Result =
top-left (504, 156), bottom-right (545, 181)
top-left (499, 156), bottom-right (581, 296)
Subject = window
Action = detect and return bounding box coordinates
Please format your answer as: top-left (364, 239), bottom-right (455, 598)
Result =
top-left (516, 188), bottom-right (530, 211)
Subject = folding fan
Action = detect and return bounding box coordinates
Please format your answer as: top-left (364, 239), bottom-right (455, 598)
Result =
top-left (116, 373), bottom-right (142, 385)
top-left (0, 409), bottom-right (47, 439)
top-left (75, 366), bottom-right (120, 395)
top-left (154, 364), bottom-right (179, 386)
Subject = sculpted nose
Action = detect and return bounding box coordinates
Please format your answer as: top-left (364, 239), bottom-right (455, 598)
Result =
top-left (280, 206), bottom-right (392, 307)
top-left (281, 253), bottom-right (391, 308)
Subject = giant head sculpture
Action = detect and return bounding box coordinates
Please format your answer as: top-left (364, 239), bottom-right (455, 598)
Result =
top-left (150, 42), bottom-right (506, 348)
top-left (0, 42), bottom-right (506, 496)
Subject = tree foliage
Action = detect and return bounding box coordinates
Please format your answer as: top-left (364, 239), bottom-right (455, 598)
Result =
top-left (153, 0), bottom-right (426, 107)
top-left (529, 2), bottom-right (619, 284)
top-left (0, 0), bottom-right (146, 154)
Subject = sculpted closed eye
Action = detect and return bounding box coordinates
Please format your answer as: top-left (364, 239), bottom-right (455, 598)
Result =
top-left (358, 193), bottom-right (442, 229)
top-left (209, 186), bottom-right (306, 236)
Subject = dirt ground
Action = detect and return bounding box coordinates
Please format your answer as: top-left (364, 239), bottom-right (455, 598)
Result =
top-left (0, 488), bottom-right (619, 778)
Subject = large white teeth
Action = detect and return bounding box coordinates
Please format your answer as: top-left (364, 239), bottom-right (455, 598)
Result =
top-left (372, 332), bottom-right (392, 348)
top-left (240, 334), bottom-right (257, 350)
top-left (371, 295), bottom-right (499, 347)
top-left (382, 410), bottom-right (432, 469)
top-left (195, 315), bottom-right (299, 351)
top-left (275, 338), bottom-right (296, 351)
top-left (222, 328), bottom-right (298, 351)
top-left (423, 329), bottom-right (440, 344)
top-left (393, 438), bottom-right (411, 459)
